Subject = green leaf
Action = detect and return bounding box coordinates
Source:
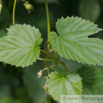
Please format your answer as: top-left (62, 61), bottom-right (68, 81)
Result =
top-left (49, 16), bottom-right (103, 66)
top-left (95, 85), bottom-right (103, 95)
top-left (83, 86), bottom-right (99, 95)
top-left (47, 72), bottom-right (82, 102)
top-left (77, 66), bottom-right (103, 94)
top-left (79, 0), bottom-right (100, 21)
top-left (0, 24), bottom-right (42, 67)
top-left (77, 66), bottom-right (103, 86)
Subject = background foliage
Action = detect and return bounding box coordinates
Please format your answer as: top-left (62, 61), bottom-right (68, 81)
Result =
top-left (0, 0), bottom-right (103, 103)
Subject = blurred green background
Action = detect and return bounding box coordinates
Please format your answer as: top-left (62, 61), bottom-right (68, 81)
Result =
top-left (0, 0), bottom-right (103, 103)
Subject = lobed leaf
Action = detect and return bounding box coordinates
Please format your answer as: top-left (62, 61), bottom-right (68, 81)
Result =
top-left (0, 24), bottom-right (42, 67)
top-left (49, 16), bottom-right (103, 66)
top-left (47, 72), bottom-right (82, 102)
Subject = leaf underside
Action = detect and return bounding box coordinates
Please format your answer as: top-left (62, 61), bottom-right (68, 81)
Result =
top-left (49, 16), bottom-right (103, 66)
top-left (47, 72), bottom-right (82, 102)
top-left (0, 24), bottom-right (42, 67)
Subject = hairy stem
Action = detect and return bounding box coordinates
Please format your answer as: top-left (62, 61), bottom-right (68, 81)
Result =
top-left (43, 42), bottom-right (50, 50)
top-left (38, 58), bottom-right (64, 74)
top-left (59, 61), bottom-right (69, 72)
top-left (40, 49), bottom-right (69, 72)
top-left (49, 96), bottom-right (51, 103)
top-left (45, 0), bottom-right (50, 50)
top-left (13, 0), bottom-right (17, 26)
top-left (55, 62), bottom-right (63, 74)
top-left (38, 58), bottom-right (56, 62)
top-left (40, 49), bottom-right (55, 59)
top-left (45, 0), bottom-right (51, 102)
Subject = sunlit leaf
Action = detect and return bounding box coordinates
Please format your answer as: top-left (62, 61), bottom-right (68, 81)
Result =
top-left (0, 24), bottom-right (42, 67)
top-left (47, 72), bottom-right (82, 102)
top-left (49, 16), bottom-right (103, 66)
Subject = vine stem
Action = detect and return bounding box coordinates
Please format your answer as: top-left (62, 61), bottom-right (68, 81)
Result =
top-left (45, 0), bottom-right (50, 50)
top-left (40, 49), bottom-right (69, 72)
top-left (59, 61), bottom-right (69, 72)
top-left (40, 49), bottom-right (55, 59)
top-left (13, 0), bottom-right (17, 26)
top-left (54, 62), bottom-right (63, 74)
top-left (45, 0), bottom-right (51, 102)
top-left (38, 58), bottom-right (63, 74)
top-left (38, 58), bottom-right (56, 62)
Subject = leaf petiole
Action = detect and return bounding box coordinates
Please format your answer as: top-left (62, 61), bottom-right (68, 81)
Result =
top-left (40, 49), bottom-right (69, 72)
top-left (13, 0), bottom-right (17, 26)
top-left (38, 58), bottom-right (56, 62)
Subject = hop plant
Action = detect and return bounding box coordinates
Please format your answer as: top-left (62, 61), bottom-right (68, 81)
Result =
top-left (1, 0), bottom-right (103, 103)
